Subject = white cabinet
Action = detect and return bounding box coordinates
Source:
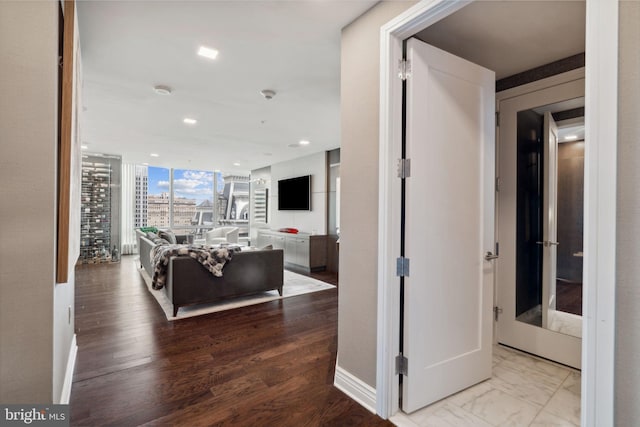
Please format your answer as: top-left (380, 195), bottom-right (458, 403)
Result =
top-left (256, 230), bottom-right (285, 250)
top-left (256, 229), bottom-right (327, 272)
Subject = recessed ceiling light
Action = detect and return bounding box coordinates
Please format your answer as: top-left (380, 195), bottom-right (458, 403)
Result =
top-left (150, 153), bottom-right (160, 157)
top-left (299, 140), bottom-right (311, 146)
top-left (565, 135), bottom-right (578, 140)
top-left (153, 85), bottom-right (172, 95)
top-left (197, 46), bottom-right (219, 60)
top-left (81, 145), bottom-right (88, 150)
top-left (233, 162), bottom-right (241, 166)
top-left (183, 118), bottom-right (197, 125)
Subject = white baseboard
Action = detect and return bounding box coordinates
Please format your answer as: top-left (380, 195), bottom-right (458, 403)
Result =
top-left (334, 365), bottom-right (377, 414)
top-left (59, 334), bottom-right (77, 404)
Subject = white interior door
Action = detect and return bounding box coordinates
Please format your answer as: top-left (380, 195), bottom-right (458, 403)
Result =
top-left (542, 111), bottom-right (559, 328)
top-left (402, 38), bottom-right (495, 413)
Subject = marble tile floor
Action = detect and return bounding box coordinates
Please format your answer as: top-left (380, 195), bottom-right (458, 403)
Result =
top-left (391, 345), bottom-right (581, 427)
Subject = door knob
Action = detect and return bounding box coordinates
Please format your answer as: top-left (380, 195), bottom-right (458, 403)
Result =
top-left (548, 241), bottom-right (560, 246)
top-left (485, 251), bottom-right (499, 261)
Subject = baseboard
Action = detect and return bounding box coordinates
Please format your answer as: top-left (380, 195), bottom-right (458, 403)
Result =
top-left (59, 334), bottom-right (77, 404)
top-left (334, 365), bottom-right (377, 414)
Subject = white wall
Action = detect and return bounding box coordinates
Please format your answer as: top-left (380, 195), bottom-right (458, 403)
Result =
top-left (615, 0), bottom-right (640, 423)
top-left (270, 152), bottom-right (328, 234)
top-left (0, 0), bottom-right (77, 404)
top-left (249, 166), bottom-right (271, 243)
top-left (338, 1), bottom-right (416, 389)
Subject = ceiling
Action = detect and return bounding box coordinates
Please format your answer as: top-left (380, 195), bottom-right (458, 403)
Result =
top-left (76, 1), bottom-right (377, 174)
top-left (415, 1), bottom-right (585, 80)
top-left (78, 1), bottom-right (586, 175)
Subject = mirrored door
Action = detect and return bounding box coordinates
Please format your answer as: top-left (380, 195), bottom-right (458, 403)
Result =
top-left (496, 78), bottom-right (584, 368)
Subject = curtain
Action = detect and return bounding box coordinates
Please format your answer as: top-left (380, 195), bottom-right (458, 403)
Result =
top-left (121, 162), bottom-right (137, 254)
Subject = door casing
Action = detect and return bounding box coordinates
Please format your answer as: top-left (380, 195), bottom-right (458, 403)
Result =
top-left (377, 0), bottom-right (618, 425)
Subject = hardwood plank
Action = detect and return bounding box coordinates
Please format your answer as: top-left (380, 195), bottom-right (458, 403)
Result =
top-left (70, 256), bottom-right (390, 426)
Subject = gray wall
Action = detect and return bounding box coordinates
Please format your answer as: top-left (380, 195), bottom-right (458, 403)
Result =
top-left (0, 0), bottom-right (76, 403)
top-left (615, 1), bottom-right (640, 424)
top-left (338, 1), bottom-right (416, 388)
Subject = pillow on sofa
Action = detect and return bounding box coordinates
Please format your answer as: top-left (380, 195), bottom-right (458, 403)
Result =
top-left (145, 232), bottom-right (170, 246)
top-left (159, 230), bottom-right (177, 244)
top-left (139, 226), bottom-right (158, 233)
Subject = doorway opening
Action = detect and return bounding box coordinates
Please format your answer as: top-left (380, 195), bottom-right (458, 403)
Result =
top-left (375, 0), bottom-right (618, 423)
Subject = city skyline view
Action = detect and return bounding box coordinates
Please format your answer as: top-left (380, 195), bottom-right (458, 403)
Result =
top-left (147, 167), bottom-right (224, 204)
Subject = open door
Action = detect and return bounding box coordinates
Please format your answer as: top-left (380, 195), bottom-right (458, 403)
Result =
top-left (402, 38), bottom-right (495, 413)
top-left (542, 111), bottom-right (559, 328)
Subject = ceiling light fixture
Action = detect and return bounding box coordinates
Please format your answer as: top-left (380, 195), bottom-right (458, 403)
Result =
top-left (197, 46), bottom-right (219, 60)
top-left (565, 135), bottom-right (578, 140)
top-left (153, 85), bottom-right (172, 95)
top-left (233, 162), bottom-right (241, 166)
top-left (260, 89), bottom-right (276, 100)
top-left (150, 153), bottom-right (160, 157)
top-left (299, 140), bottom-right (311, 146)
top-left (183, 118), bottom-right (197, 125)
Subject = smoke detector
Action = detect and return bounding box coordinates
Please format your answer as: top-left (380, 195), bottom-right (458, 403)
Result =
top-left (153, 85), bottom-right (172, 95)
top-left (260, 89), bottom-right (276, 100)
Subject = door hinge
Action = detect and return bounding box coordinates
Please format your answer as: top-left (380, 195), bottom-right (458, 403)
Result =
top-left (397, 158), bottom-right (411, 178)
top-left (496, 111), bottom-right (500, 127)
top-left (398, 59), bottom-right (412, 80)
top-left (395, 354), bottom-right (408, 376)
top-left (494, 306), bottom-right (503, 321)
top-left (495, 177), bottom-right (501, 192)
top-left (396, 257), bottom-right (410, 277)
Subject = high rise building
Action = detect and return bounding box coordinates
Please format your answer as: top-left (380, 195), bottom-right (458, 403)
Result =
top-left (147, 193), bottom-right (196, 228)
top-left (134, 165), bottom-right (148, 228)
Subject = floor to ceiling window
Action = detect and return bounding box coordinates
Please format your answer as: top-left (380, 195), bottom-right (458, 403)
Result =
top-left (134, 166), bottom-right (249, 241)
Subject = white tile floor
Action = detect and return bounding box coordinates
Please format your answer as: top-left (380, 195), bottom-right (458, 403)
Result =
top-left (391, 345), bottom-right (581, 427)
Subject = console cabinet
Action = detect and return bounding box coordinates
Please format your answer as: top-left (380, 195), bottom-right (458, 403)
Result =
top-left (256, 229), bottom-right (327, 272)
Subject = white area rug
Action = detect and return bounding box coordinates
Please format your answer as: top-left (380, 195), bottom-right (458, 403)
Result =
top-left (138, 267), bottom-right (335, 321)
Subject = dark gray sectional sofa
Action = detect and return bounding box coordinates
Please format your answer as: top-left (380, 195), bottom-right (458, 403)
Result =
top-left (138, 232), bottom-right (284, 316)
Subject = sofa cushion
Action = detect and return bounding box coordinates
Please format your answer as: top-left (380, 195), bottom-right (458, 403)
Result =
top-left (159, 230), bottom-right (177, 244)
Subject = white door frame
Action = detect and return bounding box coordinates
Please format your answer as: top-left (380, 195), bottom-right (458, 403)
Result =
top-left (376, 0), bottom-right (618, 425)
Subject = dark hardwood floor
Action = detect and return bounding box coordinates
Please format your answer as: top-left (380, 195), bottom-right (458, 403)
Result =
top-left (556, 279), bottom-right (582, 316)
top-left (70, 256), bottom-right (389, 426)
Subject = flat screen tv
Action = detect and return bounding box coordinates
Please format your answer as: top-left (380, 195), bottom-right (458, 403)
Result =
top-left (278, 175), bottom-right (311, 211)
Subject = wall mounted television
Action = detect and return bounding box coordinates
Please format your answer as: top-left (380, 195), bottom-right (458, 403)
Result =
top-left (278, 175), bottom-right (311, 211)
